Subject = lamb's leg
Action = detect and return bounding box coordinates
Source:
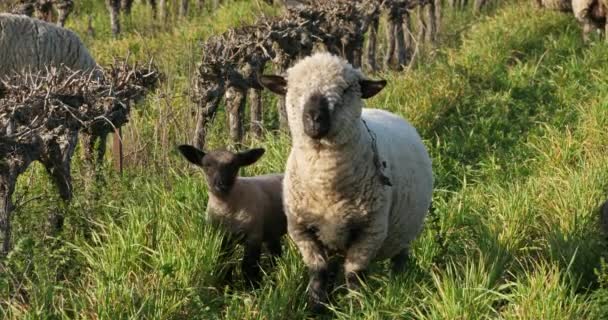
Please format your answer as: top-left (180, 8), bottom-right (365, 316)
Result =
top-left (343, 219), bottom-right (388, 290)
top-left (242, 240), bottom-right (262, 286)
top-left (289, 222), bottom-right (329, 313)
top-left (390, 248), bottom-right (410, 273)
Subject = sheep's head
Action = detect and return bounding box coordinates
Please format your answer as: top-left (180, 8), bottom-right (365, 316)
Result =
top-left (259, 53), bottom-right (385, 144)
top-left (178, 145), bottom-right (266, 197)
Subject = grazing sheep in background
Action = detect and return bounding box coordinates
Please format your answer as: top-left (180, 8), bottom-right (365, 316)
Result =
top-left (260, 52), bottom-right (433, 312)
top-left (178, 145), bottom-right (287, 285)
top-left (572, 0), bottom-right (608, 41)
top-left (0, 13), bottom-right (101, 78)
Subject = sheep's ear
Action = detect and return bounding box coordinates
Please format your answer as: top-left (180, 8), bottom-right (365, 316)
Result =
top-left (236, 148), bottom-right (266, 167)
top-left (178, 145), bottom-right (206, 166)
top-left (360, 79), bottom-right (387, 99)
top-left (259, 75), bottom-right (287, 95)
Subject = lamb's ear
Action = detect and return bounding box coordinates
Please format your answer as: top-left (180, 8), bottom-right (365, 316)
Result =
top-left (360, 79), bottom-right (387, 99)
top-left (178, 145), bottom-right (206, 166)
top-left (259, 75), bottom-right (287, 95)
top-left (236, 148), bottom-right (266, 167)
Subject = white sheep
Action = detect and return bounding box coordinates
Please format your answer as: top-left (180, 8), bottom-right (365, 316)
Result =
top-left (178, 145), bottom-right (287, 285)
top-left (572, 0), bottom-right (608, 41)
top-left (260, 52), bottom-right (433, 312)
top-left (0, 13), bottom-right (101, 78)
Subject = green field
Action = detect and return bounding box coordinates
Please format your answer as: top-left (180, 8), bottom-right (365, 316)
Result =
top-left (1, 0), bottom-right (608, 318)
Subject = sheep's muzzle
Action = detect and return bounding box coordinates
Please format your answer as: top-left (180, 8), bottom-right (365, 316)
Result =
top-left (303, 94), bottom-right (331, 139)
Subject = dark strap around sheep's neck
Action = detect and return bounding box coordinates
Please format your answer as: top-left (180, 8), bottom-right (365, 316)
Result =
top-left (361, 119), bottom-right (392, 187)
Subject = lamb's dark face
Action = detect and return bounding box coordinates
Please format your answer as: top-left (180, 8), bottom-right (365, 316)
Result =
top-left (178, 145), bottom-right (266, 197)
top-left (260, 75), bottom-right (388, 141)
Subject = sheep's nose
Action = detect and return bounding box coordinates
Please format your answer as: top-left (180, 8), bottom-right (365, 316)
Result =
top-left (303, 95), bottom-right (331, 139)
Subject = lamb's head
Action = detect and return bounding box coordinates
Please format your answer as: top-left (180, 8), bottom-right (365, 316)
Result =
top-left (260, 52), bottom-right (386, 145)
top-left (178, 145), bottom-right (265, 197)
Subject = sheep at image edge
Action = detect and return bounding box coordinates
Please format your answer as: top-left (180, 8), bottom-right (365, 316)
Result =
top-left (260, 52), bottom-right (433, 313)
top-left (0, 13), bottom-right (101, 78)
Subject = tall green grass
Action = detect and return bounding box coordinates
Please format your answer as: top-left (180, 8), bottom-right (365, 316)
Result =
top-left (2, 0), bottom-right (608, 318)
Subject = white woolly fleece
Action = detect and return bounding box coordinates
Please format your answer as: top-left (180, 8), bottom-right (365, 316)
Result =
top-left (0, 14), bottom-right (100, 77)
top-left (282, 52), bottom-right (433, 273)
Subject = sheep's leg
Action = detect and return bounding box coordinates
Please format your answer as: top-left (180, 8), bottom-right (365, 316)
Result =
top-left (366, 15), bottom-right (379, 72)
top-left (249, 88), bottom-right (263, 139)
top-left (0, 173), bottom-right (16, 257)
top-left (343, 220), bottom-right (388, 290)
top-left (242, 241), bottom-right (262, 286)
top-left (390, 248), bottom-right (410, 273)
top-left (289, 222), bottom-right (329, 313)
top-left (605, 20), bottom-right (608, 43)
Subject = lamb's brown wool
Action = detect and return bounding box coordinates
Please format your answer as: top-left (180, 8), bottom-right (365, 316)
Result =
top-left (178, 145), bottom-right (286, 285)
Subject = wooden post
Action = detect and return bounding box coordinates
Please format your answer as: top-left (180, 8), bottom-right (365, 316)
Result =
top-left (113, 128), bottom-right (123, 175)
top-left (0, 174), bottom-right (14, 257)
